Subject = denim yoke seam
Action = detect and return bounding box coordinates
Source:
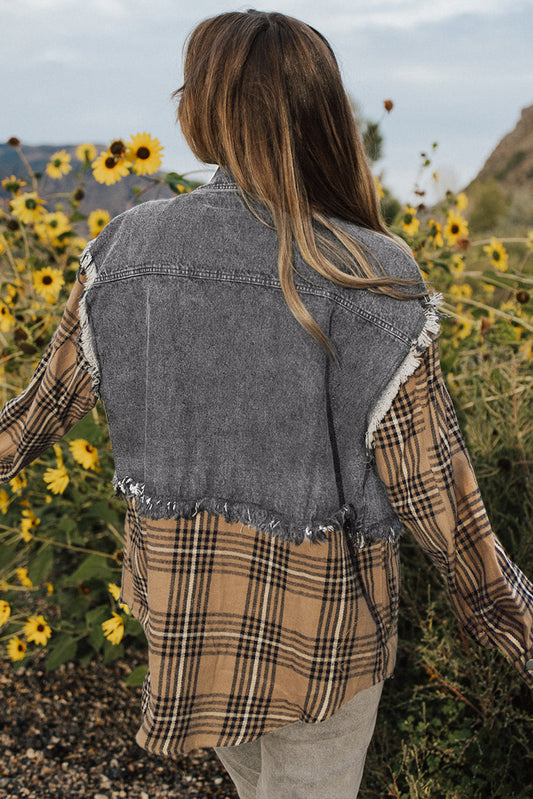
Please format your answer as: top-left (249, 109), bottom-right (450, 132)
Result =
top-left (90, 264), bottom-right (412, 344)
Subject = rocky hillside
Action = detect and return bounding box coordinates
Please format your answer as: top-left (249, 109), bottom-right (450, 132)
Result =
top-left (460, 103), bottom-right (533, 232)
top-left (463, 104), bottom-right (533, 193)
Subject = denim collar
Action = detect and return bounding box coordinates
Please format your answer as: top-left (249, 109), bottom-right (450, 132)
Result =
top-left (207, 165), bottom-right (238, 189)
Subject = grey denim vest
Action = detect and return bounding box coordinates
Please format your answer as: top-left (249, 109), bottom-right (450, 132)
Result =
top-left (77, 167), bottom-right (440, 547)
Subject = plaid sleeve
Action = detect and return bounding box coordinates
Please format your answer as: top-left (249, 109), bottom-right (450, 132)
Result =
top-left (373, 339), bottom-right (533, 686)
top-left (0, 269), bottom-right (98, 482)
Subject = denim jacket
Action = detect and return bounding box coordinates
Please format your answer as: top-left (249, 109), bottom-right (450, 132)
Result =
top-left (77, 167), bottom-right (441, 546)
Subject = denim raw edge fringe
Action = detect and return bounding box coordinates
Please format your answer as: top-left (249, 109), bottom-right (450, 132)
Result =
top-left (111, 473), bottom-right (371, 545)
top-left (77, 240), bottom-right (102, 398)
top-left (364, 291), bottom-right (443, 454)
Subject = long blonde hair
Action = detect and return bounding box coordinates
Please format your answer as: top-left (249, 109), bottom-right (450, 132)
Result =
top-left (174, 9), bottom-right (425, 364)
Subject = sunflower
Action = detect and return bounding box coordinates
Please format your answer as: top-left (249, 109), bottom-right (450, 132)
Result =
top-left (10, 471), bottom-right (27, 493)
top-left (8, 636), bottom-right (27, 661)
top-left (428, 219), bottom-right (443, 248)
top-left (92, 150), bottom-right (130, 185)
top-left (0, 488), bottom-right (9, 514)
top-left (69, 438), bottom-right (100, 471)
top-left (126, 133), bottom-right (163, 176)
top-left (450, 255), bottom-right (465, 275)
top-left (88, 209), bottom-right (111, 238)
top-left (3, 284), bottom-right (17, 305)
top-left (45, 150), bottom-right (72, 179)
top-left (449, 283), bottom-right (473, 299)
top-left (24, 614), bottom-right (52, 646)
top-left (43, 464), bottom-right (69, 495)
top-left (108, 582), bottom-right (121, 601)
top-left (0, 301), bottom-right (15, 333)
top-left (101, 612), bottom-right (124, 645)
top-left (21, 508), bottom-right (40, 543)
top-left (0, 599), bottom-right (11, 627)
top-left (10, 192), bottom-right (46, 225)
top-left (483, 237), bottom-right (508, 272)
top-left (443, 212), bottom-right (469, 245)
top-left (34, 211), bottom-right (71, 246)
top-left (402, 205), bottom-right (419, 236)
top-left (16, 567), bottom-right (33, 588)
top-left (33, 266), bottom-right (65, 304)
top-left (43, 444), bottom-right (69, 495)
top-left (1, 174), bottom-right (27, 194)
top-left (76, 143), bottom-right (97, 162)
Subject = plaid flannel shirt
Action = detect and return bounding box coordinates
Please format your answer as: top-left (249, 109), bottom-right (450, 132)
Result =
top-left (1, 271), bottom-right (532, 757)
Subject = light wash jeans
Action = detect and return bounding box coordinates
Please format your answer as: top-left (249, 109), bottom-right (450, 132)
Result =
top-left (214, 680), bottom-right (384, 799)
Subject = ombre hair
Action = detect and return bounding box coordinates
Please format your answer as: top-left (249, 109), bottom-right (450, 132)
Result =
top-left (174, 9), bottom-right (425, 363)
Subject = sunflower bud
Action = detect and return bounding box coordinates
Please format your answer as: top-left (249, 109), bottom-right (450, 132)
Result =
top-left (7, 137), bottom-right (20, 147)
top-left (455, 236), bottom-right (470, 251)
top-left (516, 290), bottom-right (529, 304)
top-left (383, 99), bottom-right (394, 112)
top-left (480, 317), bottom-right (491, 335)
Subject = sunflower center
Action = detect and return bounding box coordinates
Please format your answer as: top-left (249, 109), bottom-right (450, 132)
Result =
top-left (53, 159), bottom-right (62, 167)
top-left (50, 220), bottom-right (58, 228)
top-left (1, 307), bottom-right (7, 315)
top-left (18, 643), bottom-right (24, 651)
top-left (37, 623), bottom-right (44, 632)
top-left (85, 444), bottom-right (93, 452)
top-left (105, 157), bottom-right (117, 170)
top-left (404, 213), bottom-right (413, 224)
top-left (25, 199), bottom-right (37, 210)
top-left (451, 224), bottom-right (459, 234)
top-left (492, 250), bottom-right (500, 261)
top-left (42, 276), bottom-right (53, 285)
top-left (110, 140), bottom-right (125, 156)
top-left (137, 146), bottom-right (150, 160)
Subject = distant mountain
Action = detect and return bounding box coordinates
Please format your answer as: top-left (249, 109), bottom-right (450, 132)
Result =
top-left (460, 103), bottom-right (533, 233)
top-left (463, 104), bottom-right (533, 192)
top-left (0, 143), bottom-right (178, 234)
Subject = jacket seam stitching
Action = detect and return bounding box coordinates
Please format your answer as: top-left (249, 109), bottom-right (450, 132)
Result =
top-left (89, 267), bottom-right (413, 343)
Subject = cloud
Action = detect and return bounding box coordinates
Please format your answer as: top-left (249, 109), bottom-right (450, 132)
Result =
top-left (304, 0), bottom-right (531, 30)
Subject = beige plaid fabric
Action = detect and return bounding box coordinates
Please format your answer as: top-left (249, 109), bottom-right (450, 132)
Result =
top-left (1, 274), bottom-right (532, 757)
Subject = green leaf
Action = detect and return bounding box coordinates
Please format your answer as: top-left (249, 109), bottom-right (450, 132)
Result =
top-left (78, 650), bottom-right (95, 668)
top-left (45, 634), bottom-right (78, 671)
top-left (67, 553), bottom-right (113, 584)
top-left (85, 604), bottom-right (110, 626)
top-left (103, 640), bottom-right (124, 663)
top-left (27, 545), bottom-right (54, 585)
top-left (124, 664), bottom-right (148, 686)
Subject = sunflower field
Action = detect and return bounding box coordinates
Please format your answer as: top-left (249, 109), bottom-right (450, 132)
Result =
top-left (0, 124), bottom-right (532, 797)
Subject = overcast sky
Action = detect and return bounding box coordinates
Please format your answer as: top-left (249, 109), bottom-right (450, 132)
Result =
top-left (2, 0), bottom-right (532, 204)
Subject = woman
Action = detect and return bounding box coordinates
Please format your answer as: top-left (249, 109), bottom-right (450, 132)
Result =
top-left (1, 9), bottom-right (532, 799)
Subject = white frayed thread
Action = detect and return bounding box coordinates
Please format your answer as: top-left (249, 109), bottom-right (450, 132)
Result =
top-left (111, 474), bottom-right (402, 547)
top-left (365, 292), bottom-right (442, 452)
top-left (77, 240), bottom-right (102, 398)
top-left (110, 474), bottom-right (394, 545)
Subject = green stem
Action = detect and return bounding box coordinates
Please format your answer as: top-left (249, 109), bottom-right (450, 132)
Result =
top-left (15, 145), bottom-right (39, 193)
top-left (462, 270), bottom-right (533, 286)
top-left (440, 296), bottom-right (533, 332)
top-left (19, 533), bottom-right (118, 559)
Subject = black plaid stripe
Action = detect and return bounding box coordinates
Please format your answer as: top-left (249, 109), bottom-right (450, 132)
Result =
top-left (375, 340), bottom-right (533, 682)
top-left (0, 275), bottom-right (98, 480)
top-left (129, 508), bottom-right (399, 755)
top-left (2, 277), bottom-right (532, 757)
